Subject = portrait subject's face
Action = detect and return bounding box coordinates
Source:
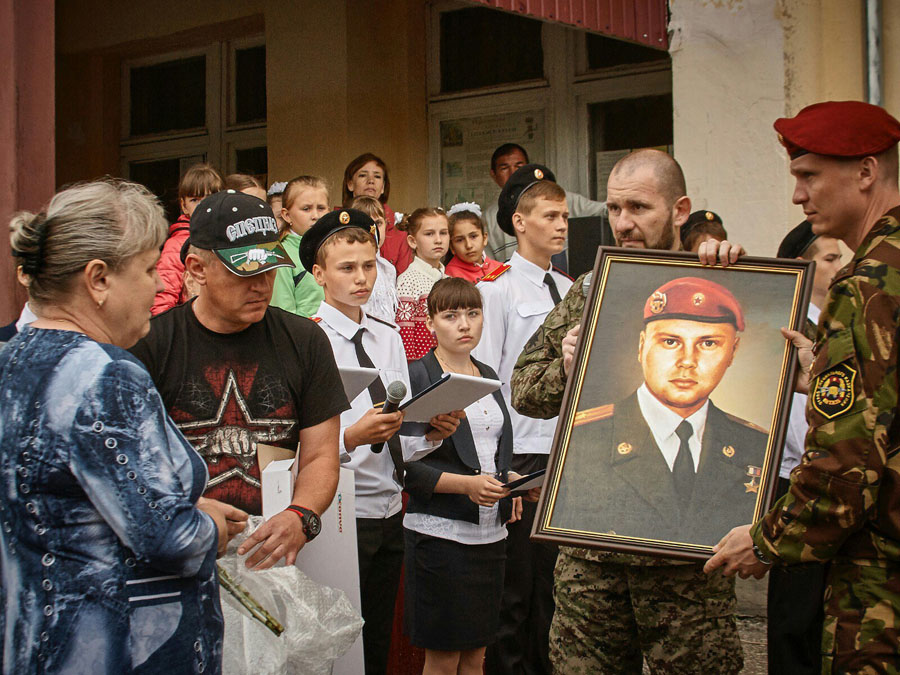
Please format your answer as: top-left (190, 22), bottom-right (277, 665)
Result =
top-left (639, 319), bottom-right (739, 417)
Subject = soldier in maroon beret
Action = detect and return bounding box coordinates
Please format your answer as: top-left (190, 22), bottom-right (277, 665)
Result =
top-left (707, 100), bottom-right (900, 674)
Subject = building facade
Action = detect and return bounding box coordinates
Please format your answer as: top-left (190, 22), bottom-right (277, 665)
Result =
top-left (2, 0), bottom-right (899, 322)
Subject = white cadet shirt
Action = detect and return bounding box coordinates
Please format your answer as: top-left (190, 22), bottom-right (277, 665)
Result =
top-left (314, 301), bottom-right (429, 519)
top-left (636, 383), bottom-right (709, 472)
top-left (779, 303), bottom-right (821, 479)
top-left (483, 193), bottom-right (608, 262)
top-left (473, 251), bottom-right (572, 455)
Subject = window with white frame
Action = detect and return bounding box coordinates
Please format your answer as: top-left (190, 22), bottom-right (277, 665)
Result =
top-left (426, 2), bottom-right (673, 210)
top-left (121, 36), bottom-right (267, 221)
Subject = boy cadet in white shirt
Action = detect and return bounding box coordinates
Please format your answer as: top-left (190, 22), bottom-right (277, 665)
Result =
top-left (473, 164), bottom-right (572, 675)
top-left (299, 208), bottom-right (460, 675)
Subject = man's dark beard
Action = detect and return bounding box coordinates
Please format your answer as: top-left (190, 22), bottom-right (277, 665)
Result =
top-left (615, 213), bottom-right (677, 251)
top-left (648, 213), bottom-right (677, 251)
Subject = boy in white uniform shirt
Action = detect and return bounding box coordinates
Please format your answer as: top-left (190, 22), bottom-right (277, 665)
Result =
top-left (299, 208), bottom-right (460, 675)
top-left (473, 164), bottom-right (571, 675)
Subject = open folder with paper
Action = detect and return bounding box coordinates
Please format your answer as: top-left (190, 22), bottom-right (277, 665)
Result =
top-left (399, 372), bottom-right (501, 423)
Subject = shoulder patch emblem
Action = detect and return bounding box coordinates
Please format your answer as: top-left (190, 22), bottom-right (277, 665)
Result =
top-left (573, 403), bottom-right (614, 427)
top-left (310, 316), bottom-right (322, 323)
top-left (811, 363), bottom-right (857, 419)
top-left (523, 326), bottom-right (544, 354)
top-left (480, 264), bottom-right (510, 282)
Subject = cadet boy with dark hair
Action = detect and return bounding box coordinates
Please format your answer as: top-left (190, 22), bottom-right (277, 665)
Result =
top-left (301, 209), bottom-right (461, 675)
top-left (511, 148), bottom-right (747, 673)
top-left (681, 209), bottom-right (728, 252)
top-left (707, 100), bottom-right (900, 674)
top-left (475, 164), bottom-right (571, 674)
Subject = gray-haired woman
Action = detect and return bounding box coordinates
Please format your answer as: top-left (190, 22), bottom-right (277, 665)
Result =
top-left (0, 178), bottom-right (247, 674)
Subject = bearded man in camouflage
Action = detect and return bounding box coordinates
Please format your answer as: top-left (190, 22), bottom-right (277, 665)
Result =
top-left (706, 101), bottom-right (900, 674)
top-left (511, 148), bottom-right (746, 674)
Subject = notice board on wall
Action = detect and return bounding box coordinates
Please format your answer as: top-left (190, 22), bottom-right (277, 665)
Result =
top-left (439, 110), bottom-right (545, 210)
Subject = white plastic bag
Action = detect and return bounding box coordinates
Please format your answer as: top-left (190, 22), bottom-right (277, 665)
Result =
top-left (218, 517), bottom-right (363, 675)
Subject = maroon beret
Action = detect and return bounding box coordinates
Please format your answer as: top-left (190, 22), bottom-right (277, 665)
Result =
top-left (643, 277), bottom-right (745, 331)
top-left (775, 101), bottom-right (900, 160)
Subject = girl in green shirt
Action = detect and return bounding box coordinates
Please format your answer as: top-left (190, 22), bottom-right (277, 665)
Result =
top-left (270, 175), bottom-right (329, 317)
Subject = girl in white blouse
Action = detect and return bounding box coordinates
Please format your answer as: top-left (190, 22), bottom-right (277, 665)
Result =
top-left (403, 277), bottom-right (522, 675)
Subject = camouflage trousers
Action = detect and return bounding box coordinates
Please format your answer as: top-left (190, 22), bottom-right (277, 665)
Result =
top-left (822, 561), bottom-right (900, 674)
top-left (549, 548), bottom-right (743, 674)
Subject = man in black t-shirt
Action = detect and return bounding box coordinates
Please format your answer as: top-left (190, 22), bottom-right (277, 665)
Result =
top-left (131, 190), bottom-right (349, 569)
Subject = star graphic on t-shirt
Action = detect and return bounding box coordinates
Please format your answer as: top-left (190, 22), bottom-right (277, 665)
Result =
top-left (177, 369), bottom-right (298, 488)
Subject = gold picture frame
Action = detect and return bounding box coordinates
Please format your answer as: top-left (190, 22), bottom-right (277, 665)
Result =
top-left (531, 248), bottom-right (813, 561)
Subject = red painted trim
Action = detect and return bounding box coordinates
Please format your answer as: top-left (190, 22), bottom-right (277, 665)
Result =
top-left (467, 0), bottom-right (668, 49)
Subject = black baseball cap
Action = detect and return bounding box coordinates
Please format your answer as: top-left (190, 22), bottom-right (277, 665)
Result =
top-left (777, 220), bottom-right (818, 259)
top-left (298, 209), bottom-right (378, 272)
top-left (497, 163), bottom-right (557, 236)
top-left (180, 190), bottom-right (292, 277)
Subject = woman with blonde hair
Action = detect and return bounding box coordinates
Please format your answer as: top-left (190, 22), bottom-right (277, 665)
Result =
top-left (1, 178), bottom-right (246, 673)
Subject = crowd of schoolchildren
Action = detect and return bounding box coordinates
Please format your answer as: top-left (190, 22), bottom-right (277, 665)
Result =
top-left (155, 155), bottom-right (506, 359)
top-left (145, 149), bottom-right (565, 675)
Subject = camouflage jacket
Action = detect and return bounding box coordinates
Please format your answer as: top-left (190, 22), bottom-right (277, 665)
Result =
top-left (752, 208), bottom-right (900, 565)
top-left (511, 271), bottom-right (686, 565)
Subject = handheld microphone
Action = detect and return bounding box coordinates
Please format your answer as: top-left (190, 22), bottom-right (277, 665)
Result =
top-left (372, 380), bottom-right (407, 454)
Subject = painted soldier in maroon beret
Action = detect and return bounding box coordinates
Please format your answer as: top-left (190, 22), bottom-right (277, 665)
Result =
top-left (552, 277), bottom-right (767, 547)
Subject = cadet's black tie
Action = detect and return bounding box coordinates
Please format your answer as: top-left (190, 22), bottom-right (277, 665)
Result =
top-left (673, 420), bottom-right (695, 508)
top-left (351, 328), bottom-right (387, 405)
top-left (543, 273), bottom-right (562, 305)
top-left (350, 328), bottom-right (404, 486)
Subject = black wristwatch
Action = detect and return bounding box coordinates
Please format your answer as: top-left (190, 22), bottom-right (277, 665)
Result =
top-left (286, 505), bottom-right (321, 541)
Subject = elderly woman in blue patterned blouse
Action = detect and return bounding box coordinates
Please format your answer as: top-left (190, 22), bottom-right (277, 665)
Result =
top-left (0, 179), bottom-right (248, 674)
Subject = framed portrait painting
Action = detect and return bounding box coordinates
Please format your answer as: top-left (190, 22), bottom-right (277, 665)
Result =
top-left (531, 248), bottom-right (813, 561)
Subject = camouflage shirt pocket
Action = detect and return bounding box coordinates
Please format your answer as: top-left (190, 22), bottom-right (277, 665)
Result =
top-left (808, 328), bottom-right (866, 425)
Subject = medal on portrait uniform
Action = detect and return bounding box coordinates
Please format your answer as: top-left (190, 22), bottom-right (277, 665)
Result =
top-left (744, 465), bottom-right (762, 493)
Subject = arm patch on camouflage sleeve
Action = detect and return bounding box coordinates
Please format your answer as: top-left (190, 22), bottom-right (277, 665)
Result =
top-left (523, 328), bottom-right (544, 354)
top-left (810, 362), bottom-right (857, 419)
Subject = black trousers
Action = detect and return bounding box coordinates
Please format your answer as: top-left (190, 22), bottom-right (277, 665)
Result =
top-left (485, 454), bottom-right (558, 675)
top-left (767, 477), bottom-right (827, 675)
top-left (356, 513), bottom-right (404, 675)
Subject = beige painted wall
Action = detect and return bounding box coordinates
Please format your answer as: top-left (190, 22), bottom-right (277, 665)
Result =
top-left (670, 0), bottom-right (900, 257)
top-left (55, 0), bottom-right (428, 212)
top-left (669, 0), bottom-right (791, 256)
